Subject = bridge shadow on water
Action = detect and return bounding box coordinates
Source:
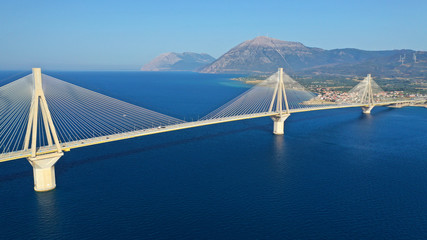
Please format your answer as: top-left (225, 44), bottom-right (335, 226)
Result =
top-left (0, 122), bottom-right (271, 183)
top-left (336, 107), bottom-right (397, 129)
top-left (0, 107), bottom-right (398, 184)
top-left (289, 107), bottom-right (395, 131)
top-left (56, 123), bottom-right (273, 172)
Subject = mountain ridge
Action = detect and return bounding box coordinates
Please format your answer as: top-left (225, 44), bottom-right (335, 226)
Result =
top-left (199, 36), bottom-right (426, 80)
top-left (141, 52), bottom-right (215, 72)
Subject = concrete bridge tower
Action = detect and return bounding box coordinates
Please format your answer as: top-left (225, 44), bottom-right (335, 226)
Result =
top-left (24, 68), bottom-right (63, 192)
top-left (269, 68), bottom-right (290, 135)
top-left (361, 74), bottom-right (375, 114)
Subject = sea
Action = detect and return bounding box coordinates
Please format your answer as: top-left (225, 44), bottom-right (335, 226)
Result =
top-left (0, 71), bottom-right (426, 239)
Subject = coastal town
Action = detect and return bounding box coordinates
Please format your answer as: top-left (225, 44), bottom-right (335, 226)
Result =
top-left (232, 76), bottom-right (427, 106)
top-left (309, 86), bottom-right (421, 104)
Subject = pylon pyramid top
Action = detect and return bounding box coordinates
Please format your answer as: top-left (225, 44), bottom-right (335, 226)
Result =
top-left (24, 68), bottom-right (62, 158)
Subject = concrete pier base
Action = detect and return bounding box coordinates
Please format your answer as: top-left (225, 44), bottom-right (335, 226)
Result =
top-left (27, 152), bottom-right (63, 192)
top-left (389, 103), bottom-right (407, 108)
top-left (271, 114), bottom-right (290, 135)
top-left (361, 106), bottom-right (374, 114)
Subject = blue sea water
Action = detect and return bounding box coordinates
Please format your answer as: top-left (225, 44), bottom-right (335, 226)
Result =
top-left (0, 71), bottom-right (426, 239)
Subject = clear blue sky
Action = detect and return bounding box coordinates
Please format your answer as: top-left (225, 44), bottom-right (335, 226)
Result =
top-left (1, 0), bottom-right (426, 70)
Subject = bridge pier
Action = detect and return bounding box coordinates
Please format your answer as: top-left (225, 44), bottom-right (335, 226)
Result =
top-left (27, 152), bottom-right (63, 192)
top-left (361, 106), bottom-right (374, 114)
top-left (271, 114), bottom-right (290, 135)
top-left (389, 103), bottom-right (404, 108)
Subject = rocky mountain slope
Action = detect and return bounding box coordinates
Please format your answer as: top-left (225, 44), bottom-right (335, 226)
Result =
top-left (200, 36), bottom-right (323, 74)
top-left (199, 36), bottom-right (426, 80)
top-left (141, 52), bottom-right (215, 72)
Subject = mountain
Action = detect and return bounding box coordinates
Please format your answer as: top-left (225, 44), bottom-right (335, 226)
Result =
top-left (300, 50), bottom-right (427, 79)
top-left (200, 36), bottom-right (323, 74)
top-left (141, 52), bottom-right (215, 72)
top-left (199, 36), bottom-right (426, 80)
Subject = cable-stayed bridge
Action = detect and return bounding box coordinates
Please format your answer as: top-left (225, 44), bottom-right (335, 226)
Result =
top-left (0, 68), bottom-right (420, 191)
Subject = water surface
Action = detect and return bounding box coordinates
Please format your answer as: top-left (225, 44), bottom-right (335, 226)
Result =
top-left (0, 71), bottom-right (426, 239)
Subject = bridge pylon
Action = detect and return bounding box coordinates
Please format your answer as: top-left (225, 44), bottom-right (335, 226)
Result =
top-left (24, 68), bottom-right (63, 192)
top-left (269, 68), bottom-right (290, 135)
top-left (360, 74), bottom-right (375, 114)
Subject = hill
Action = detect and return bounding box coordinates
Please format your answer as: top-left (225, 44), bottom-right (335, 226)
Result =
top-left (199, 36), bottom-right (426, 81)
top-left (141, 52), bottom-right (215, 72)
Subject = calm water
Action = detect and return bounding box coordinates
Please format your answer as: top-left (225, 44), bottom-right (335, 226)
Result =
top-left (0, 71), bottom-right (426, 239)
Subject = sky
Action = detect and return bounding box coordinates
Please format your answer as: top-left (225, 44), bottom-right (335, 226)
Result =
top-left (0, 0), bottom-right (426, 70)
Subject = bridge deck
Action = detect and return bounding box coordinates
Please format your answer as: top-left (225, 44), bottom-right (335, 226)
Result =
top-left (0, 101), bottom-right (416, 163)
